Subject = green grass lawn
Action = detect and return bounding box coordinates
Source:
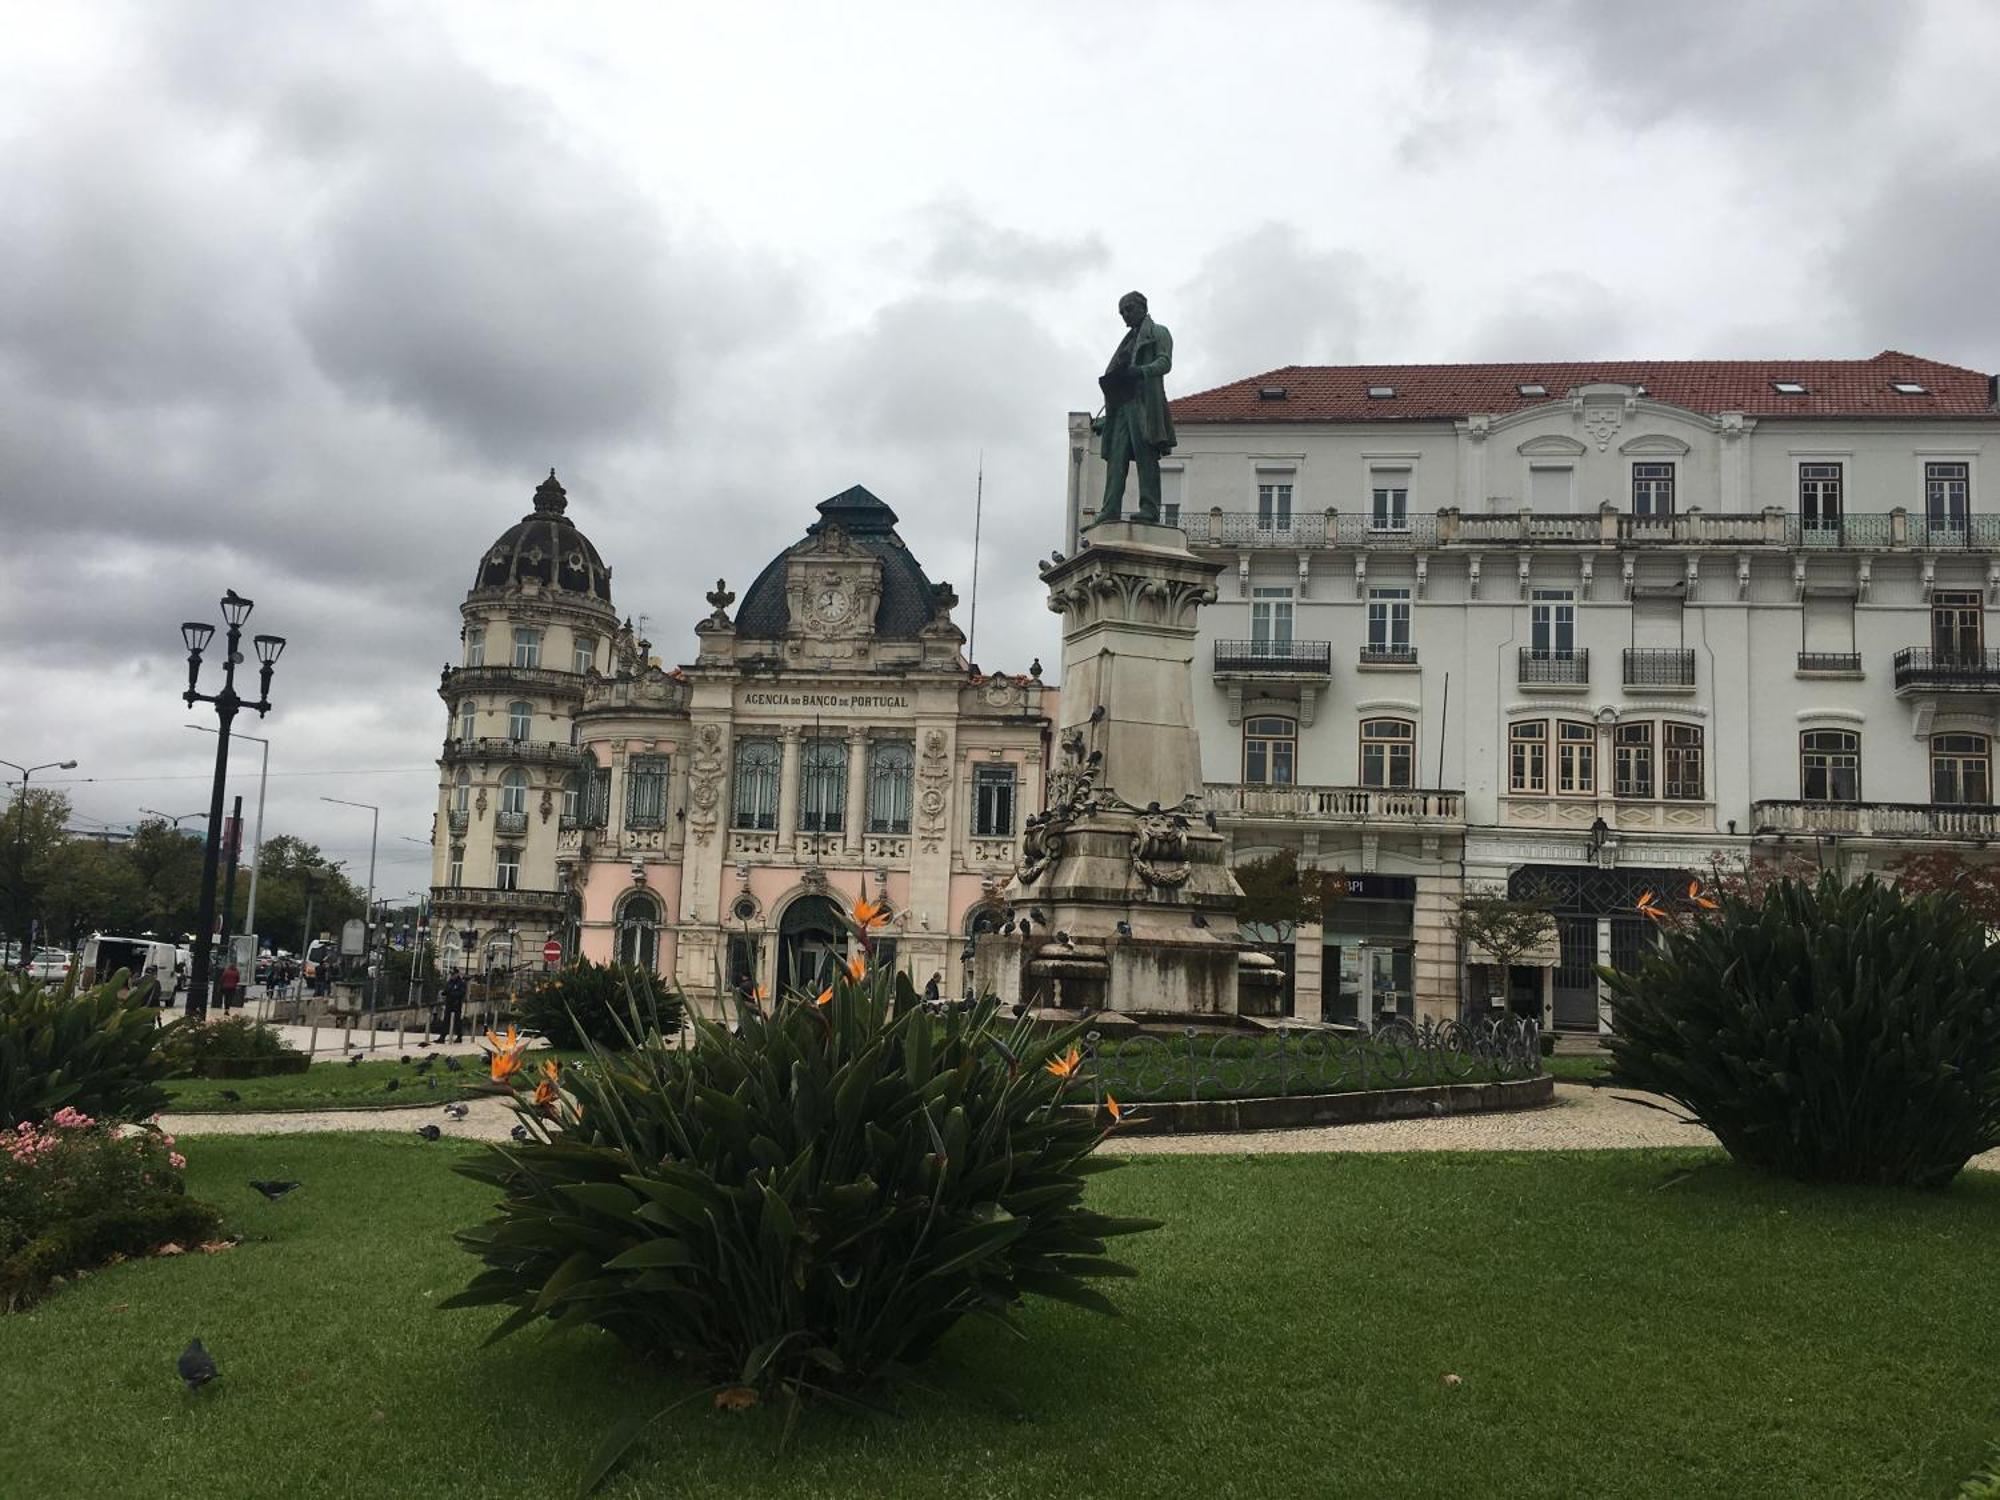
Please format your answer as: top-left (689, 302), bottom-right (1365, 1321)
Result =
top-left (1088, 1029), bottom-right (1540, 1102)
top-left (163, 1050), bottom-right (586, 1113)
top-left (5, 1137), bottom-right (1996, 1497)
top-left (1543, 1051), bottom-right (1614, 1083)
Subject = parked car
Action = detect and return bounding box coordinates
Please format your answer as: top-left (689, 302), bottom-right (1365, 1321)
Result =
top-left (27, 948), bottom-right (74, 983)
top-left (80, 934), bottom-right (183, 992)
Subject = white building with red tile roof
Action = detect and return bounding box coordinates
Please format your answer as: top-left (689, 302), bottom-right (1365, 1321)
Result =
top-left (1065, 352), bottom-right (2000, 1030)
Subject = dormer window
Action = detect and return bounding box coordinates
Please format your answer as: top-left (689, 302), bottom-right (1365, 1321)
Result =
top-left (1772, 381), bottom-right (1808, 395)
top-left (1366, 385), bottom-right (1396, 399)
top-left (1892, 381), bottom-right (1929, 395)
top-left (1517, 383), bottom-right (1548, 397)
top-left (1257, 385), bottom-right (1288, 401)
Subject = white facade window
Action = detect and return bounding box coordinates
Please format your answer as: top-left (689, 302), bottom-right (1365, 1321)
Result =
top-left (1530, 589), bottom-right (1576, 658)
top-left (972, 764), bottom-right (1016, 836)
top-left (1359, 718), bottom-right (1413, 788)
top-left (732, 740), bottom-right (779, 831)
top-left (499, 768), bottom-right (528, 816)
top-left (1932, 591), bottom-right (1983, 658)
top-left (1613, 723), bottom-right (1653, 798)
top-left (866, 741), bottom-right (915, 834)
top-left (1529, 465), bottom-right (1573, 512)
top-left (453, 768), bottom-right (470, 814)
top-left (799, 737), bottom-right (847, 834)
top-left (572, 634), bottom-right (597, 674)
top-left (1925, 462), bottom-right (1970, 536)
top-left (1256, 476), bottom-right (1294, 530)
top-left (464, 628), bottom-right (485, 667)
top-left (1250, 586), bottom-right (1294, 649)
top-left (447, 846), bottom-right (464, 886)
top-left (1367, 588), bottom-right (1411, 652)
top-left (1557, 721), bottom-right (1595, 796)
top-left (1509, 721), bottom-right (1547, 794)
top-left (1799, 463), bottom-right (1843, 530)
top-left (458, 700), bottom-right (476, 741)
top-left (1243, 716), bottom-right (1296, 786)
top-left (626, 755), bottom-right (669, 829)
top-left (512, 628), bottom-right (542, 668)
top-left (562, 771), bottom-right (582, 825)
top-left (1663, 723), bottom-right (1704, 801)
top-left (507, 701), bottom-right (532, 741)
top-left (1370, 473), bottom-right (1409, 532)
top-left (495, 847), bottom-right (521, 891)
top-left (1632, 462), bottom-right (1675, 517)
top-left (1801, 730), bottom-right (1860, 802)
top-left (1931, 734), bottom-right (1991, 805)
top-left (1161, 468), bottom-right (1185, 530)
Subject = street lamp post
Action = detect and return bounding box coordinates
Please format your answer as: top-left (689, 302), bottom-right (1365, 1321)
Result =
top-left (181, 590), bottom-right (284, 1021)
top-left (190, 724), bottom-right (270, 969)
top-left (3, 757), bottom-right (79, 969)
top-left (140, 808), bottom-right (208, 830)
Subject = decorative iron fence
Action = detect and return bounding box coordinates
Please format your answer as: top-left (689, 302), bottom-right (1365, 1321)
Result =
top-left (1518, 648), bottom-right (1589, 685)
top-left (1622, 647), bottom-right (1696, 687)
top-left (1214, 639), bottom-right (1334, 674)
top-left (1080, 1016), bottom-right (1542, 1105)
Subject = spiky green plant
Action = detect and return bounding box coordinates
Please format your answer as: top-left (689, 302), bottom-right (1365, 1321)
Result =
top-left (515, 958), bottom-right (684, 1050)
top-left (1604, 874), bottom-right (2000, 1187)
top-left (0, 971), bottom-right (180, 1127)
top-left (447, 961), bottom-right (1157, 1494)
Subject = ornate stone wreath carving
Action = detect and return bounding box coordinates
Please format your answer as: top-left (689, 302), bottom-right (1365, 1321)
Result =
top-left (687, 724), bottom-right (725, 847)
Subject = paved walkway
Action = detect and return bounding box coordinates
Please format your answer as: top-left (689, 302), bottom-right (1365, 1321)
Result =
top-left (154, 1084), bottom-right (1999, 1171)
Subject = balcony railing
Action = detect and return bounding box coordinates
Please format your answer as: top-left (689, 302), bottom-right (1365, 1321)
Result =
top-left (439, 664), bottom-right (588, 698)
top-left (1796, 652), bottom-right (1863, 674)
top-left (1213, 639), bottom-right (1333, 675)
top-left (1892, 647), bottom-right (2000, 692)
top-left (1358, 644), bottom-right (1418, 667)
top-left (1216, 512), bottom-right (1328, 548)
top-left (1518, 648), bottom-right (1589, 685)
top-left (428, 884), bottom-right (566, 912)
top-left (1205, 782), bottom-right (1465, 825)
top-left (445, 809), bottom-right (469, 835)
top-left (1751, 800), bottom-right (2000, 839)
top-left (1623, 647), bottom-right (1696, 687)
top-left (494, 810), bottom-right (529, 835)
top-left (440, 737), bottom-right (586, 768)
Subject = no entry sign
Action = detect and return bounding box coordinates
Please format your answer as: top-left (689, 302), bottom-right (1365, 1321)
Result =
top-left (542, 940), bottom-right (563, 964)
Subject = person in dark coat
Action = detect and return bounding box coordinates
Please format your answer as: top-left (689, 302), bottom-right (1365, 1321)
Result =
top-left (437, 969), bottom-right (467, 1042)
top-left (923, 971), bottom-right (942, 1006)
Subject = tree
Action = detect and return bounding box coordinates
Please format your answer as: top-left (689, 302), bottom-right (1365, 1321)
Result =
top-left (1453, 890), bottom-right (1556, 1009)
top-left (1885, 849), bottom-right (2000, 932)
top-left (1233, 850), bottom-right (1323, 936)
top-left (242, 834), bottom-right (364, 951)
top-left (40, 839), bottom-right (148, 948)
top-left (2, 787), bottom-right (73, 953)
top-left (124, 819), bottom-right (205, 940)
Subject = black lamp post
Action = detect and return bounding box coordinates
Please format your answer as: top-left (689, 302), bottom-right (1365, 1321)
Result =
top-left (181, 591), bottom-right (285, 1021)
top-left (4, 757), bottom-right (79, 968)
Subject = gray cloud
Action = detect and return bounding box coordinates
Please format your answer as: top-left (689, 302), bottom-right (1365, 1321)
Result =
top-left (919, 199), bottom-right (1109, 288)
top-left (1176, 224), bottom-right (1398, 386)
top-left (1462, 272), bottom-right (1636, 362)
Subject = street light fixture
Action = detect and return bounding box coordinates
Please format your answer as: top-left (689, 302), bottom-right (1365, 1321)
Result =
top-left (140, 808), bottom-right (209, 829)
top-left (3, 757), bottom-right (80, 970)
top-left (182, 590), bottom-right (284, 1019)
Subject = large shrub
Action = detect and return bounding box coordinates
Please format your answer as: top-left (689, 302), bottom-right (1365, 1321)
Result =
top-left (1604, 874), bottom-right (2000, 1187)
top-left (0, 1107), bottom-right (220, 1310)
top-left (448, 960), bottom-right (1155, 1486)
top-left (0, 972), bottom-right (179, 1128)
top-left (514, 959), bottom-right (685, 1050)
top-left (162, 1016), bottom-right (308, 1078)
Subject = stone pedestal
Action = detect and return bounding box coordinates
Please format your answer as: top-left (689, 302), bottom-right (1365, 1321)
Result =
top-left (974, 521), bottom-right (1281, 1016)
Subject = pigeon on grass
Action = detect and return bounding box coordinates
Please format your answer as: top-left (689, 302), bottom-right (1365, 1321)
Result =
top-left (416, 1124), bottom-right (442, 1142)
top-left (178, 1339), bottom-right (218, 1393)
top-left (248, 1180), bottom-right (300, 1204)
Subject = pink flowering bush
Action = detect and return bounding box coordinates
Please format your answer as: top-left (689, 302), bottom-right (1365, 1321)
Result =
top-left (0, 1107), bottom-right (219, 1311)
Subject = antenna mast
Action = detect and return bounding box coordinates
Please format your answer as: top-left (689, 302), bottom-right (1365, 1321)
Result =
top-left (968, 453), bottom-right (984, 663)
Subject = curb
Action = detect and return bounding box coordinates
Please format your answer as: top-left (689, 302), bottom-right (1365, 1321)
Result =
top-left (1066, 1073), bottom-right (1555, 1135)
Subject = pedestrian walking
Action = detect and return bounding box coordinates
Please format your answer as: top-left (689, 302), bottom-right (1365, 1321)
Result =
top-left (437, 969), bottom-right (467, 1043)
top-left (219, 959), bottom-right (242, 1012)
top-left (923, 971), bottom-right (942, 1006)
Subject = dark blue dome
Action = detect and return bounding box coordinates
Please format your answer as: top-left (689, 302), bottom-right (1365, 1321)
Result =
top-left (475, 471), bottom-right (613, 603)
top-left (734, 485), bottom-right (946, 639)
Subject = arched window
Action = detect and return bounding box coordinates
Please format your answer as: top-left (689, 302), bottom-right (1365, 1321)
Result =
top-left (1359, 718), bottom-right (1415, 789)
top-left (1801, 729), bottom-right (1860, 802)
top-left (733, 739), bottom-right (779, 830)
top-left (867, 741), bottom-right (914, 834)
top-left (499, 768), bottom-right (528, 816)
top-left (458, 699), bottom-right (476, 741)
top-left (453, 767), bottom-right (471, 813)
top-left (507, 701), bottom-right (533, 741)
top-left (1931, 733), bottom-right (1990, 805)
top-left (800, 737), bottom-right (848, 833)
top-left (617, 892), bottom-right (662, 971)
top-left (1243, 716), bottom-right (1296, 785)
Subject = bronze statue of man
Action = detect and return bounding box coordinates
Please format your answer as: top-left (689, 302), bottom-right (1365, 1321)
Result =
top-left (1088, 290), bottom-right (1175, 527)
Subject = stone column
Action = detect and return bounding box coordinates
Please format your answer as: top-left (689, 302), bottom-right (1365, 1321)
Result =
top-left (843, 728), bottom-right (867, 855)
top-left (1413, 872), bottom-right (1461, 1023)
top-left (777, 727), bottom-right (801, 854)
top-left (1595, 917), bottom-right (1614, 1036)
top-left (1290, 921), bottom-right (1324, 1022)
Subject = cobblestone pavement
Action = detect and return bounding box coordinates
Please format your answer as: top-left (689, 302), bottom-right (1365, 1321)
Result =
top-left (160, 1084), bottom-right (1999, 1171)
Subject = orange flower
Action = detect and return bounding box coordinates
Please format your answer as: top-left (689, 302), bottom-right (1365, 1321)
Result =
top-left (540, 1058), bottom-right (560, 1082)
top-left (490, 1047), bottom-right (526, 1083)
top-left (1105, 1094), bottom-right (1125, 1125)
top-left (531, 1077), bottom-right (558, 1108)
top-left (752, 984), bottom-right (768, 1002)
top-left (852, 897), bottom-right (890, 932)
top-left (1044, 1045), bottom-right (1082, 1081)
top-left (1635, 890), bottom-right (1667, 925)
top-left (815, 986), bottom-right (833, 1007)
top-left (846, 953), bottom-right (866, 982)
top-left (1688, 879), bottom-right (1720, 911)
top-left (714, 1386), bottom-right (759, 1412)
top-left (484, 1024), bottom-right (522, 1055)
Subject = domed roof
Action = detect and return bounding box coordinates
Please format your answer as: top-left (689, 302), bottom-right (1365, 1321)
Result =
top-left (734, 485), bottom-right (948, 639)
top-left (474, 471), bottom-right (613, 603)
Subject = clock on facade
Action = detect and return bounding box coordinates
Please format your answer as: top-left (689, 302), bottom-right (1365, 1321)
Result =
top-left (811, 585), bottom-right (854, 627)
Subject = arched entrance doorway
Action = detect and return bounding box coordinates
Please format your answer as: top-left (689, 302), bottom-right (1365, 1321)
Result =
top-left (777, 895), bottom-right (845, 995)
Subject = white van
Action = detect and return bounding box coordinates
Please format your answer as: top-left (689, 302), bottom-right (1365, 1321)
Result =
top-left (80, 934), bottom-right (185, 994)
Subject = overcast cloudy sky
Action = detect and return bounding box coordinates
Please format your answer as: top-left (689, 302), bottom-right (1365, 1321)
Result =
top-left (3, 0), bottom-right (1997, 902)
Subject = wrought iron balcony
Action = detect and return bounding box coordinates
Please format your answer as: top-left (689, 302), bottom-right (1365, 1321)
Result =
top-left (1205, 782), bottom-right (1465, 826)
top-left (1622, 647), bottom-right (1696, 688)
top-left (428, 884), bottom-right (566, 913)
top-left (493, 810), bottom-right (529, 835)
top-left (440, 737), bottom-right (585, 768)
top-left (438, 664), bottom-right (587, 700)
top-left (1214, 512), bottom-right (1328, 548)
top-left (1752, 799), bottom-right (2000, 839)
top-left (1518, 648), bottom-right (1589, 685)
top-left (445, 809), bottom-right (469, 835)
top-left (1892, 648), bottom-right (2000, 693)
top-left (1796, 652), bottom-right (1863, 675)
top-left (1213, 639), bottom-right (1333, 675)
top-left (1358, 644), bottom-right (1418, 667)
